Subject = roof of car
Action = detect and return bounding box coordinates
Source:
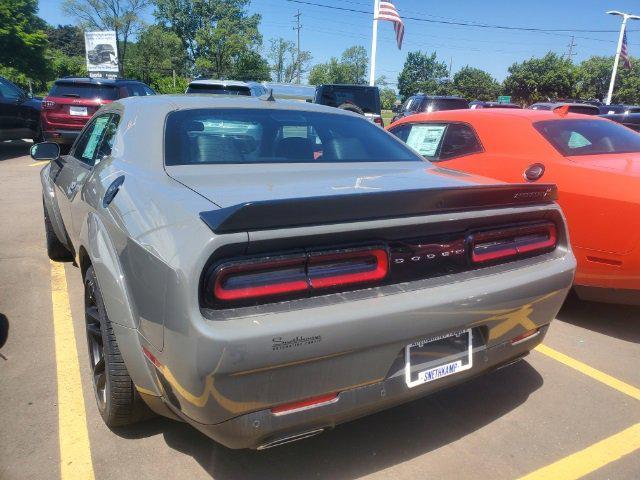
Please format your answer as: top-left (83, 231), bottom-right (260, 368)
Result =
top-left (391, 108), bottom-right (609, 125)
top-left (188, 79), bottom-right (249, 87)
top-left (414, 95), bottom-right (466, 100)
top-left (113, 94), bottom-right (357, 115)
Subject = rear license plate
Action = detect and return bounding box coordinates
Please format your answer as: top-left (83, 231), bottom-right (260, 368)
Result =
top-left (405, 329), bottom-right (473, 388)
top-left (69, 106), bottom-right (87, 116)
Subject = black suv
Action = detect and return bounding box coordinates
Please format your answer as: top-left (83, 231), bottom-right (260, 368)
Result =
top-left (88, 44), bottom-right (116, 65)
top-left (313, 84), bottom-right (384, 126)
top-left (0, 76), bottom-right (42, 142)
top-left (391, 95), bottom-right (469, 124)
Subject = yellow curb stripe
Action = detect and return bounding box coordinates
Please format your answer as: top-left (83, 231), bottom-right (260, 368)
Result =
top-left (535, 344), bottom-right (640, 401)
top-left (518, 423), bottom-right (640, 480)
top-left (51, 260), bottom-right (95, 480)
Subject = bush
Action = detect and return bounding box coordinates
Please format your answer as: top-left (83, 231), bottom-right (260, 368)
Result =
top-left (150, 76), bottom-right (189, 94)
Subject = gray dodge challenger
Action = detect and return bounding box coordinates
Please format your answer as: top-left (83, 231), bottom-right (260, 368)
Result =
top-left (33, 95), bottom-right (576, 449)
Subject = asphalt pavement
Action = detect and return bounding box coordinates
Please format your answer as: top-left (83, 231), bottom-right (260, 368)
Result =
top-left (0, 140), bottom-right (638, 480)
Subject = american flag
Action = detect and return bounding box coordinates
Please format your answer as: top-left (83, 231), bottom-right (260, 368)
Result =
top-left (377, 1), bottom-right (404, 49)
top-left (621, 31), bottom-right (632, 69)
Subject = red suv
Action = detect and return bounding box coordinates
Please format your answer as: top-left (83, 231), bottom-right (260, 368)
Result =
top-left (41, 77), bottom-right (154, 147)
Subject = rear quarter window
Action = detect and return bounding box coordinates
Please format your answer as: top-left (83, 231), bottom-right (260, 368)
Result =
top-left (389, 122), bottom-right (483, 161)
top-left (534, 119), bottom-right (640, 156)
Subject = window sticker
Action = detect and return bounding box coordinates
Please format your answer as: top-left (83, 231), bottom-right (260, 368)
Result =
top-left (406, 125), bottom-right (446, 157)
top-left (82, 116), bottom-right (110, 160)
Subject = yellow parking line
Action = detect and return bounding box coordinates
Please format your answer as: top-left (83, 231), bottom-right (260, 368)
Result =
top-left (535, 344), bottom-right (640, 401)
top-left (29, 161), bottom-right (48, 167)
top-left (51, 260), bottom-right (95, 480)
top-left (518, 423), bottom-right (640, 480)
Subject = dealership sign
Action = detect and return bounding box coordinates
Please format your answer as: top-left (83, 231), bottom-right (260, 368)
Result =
top-left (84, 31), bottom-right (118, 78)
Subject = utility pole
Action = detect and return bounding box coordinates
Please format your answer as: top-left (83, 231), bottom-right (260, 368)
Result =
top-left (564, 36), bottom-right (577, 61)
top-left (369, 0), bottom-right (380, 86)
top-left (293, 10), bottom-right (302, 84)
top-left (605, 10), bottom-right (640, 105)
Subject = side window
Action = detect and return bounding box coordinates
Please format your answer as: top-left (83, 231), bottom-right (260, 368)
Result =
top-left (71, 114), bottom-right (113, 166)
top-left (388, 124), bottom-right (412, 143)
top-left (95, 115), bottom-right (120, 163)
top-left (127, 84), bottom-right (146, 96)
top-left (142, 85), bottom-right (155, 96)
top-left (0, 78), bottom-right (23, 101)
top-left (402, 97), bottom-right (416, 112)
top-left (439, 123), bottom-right (483, 160)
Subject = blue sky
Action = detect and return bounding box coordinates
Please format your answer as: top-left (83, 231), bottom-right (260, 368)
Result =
top-left (38, 0), bottom-right (640, 83)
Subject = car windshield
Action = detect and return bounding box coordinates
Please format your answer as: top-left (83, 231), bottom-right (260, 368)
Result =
top-left (317, 86), bottom-right (380, 114)
top-left (186, 84), bottom-right (251, 95)
top-left (49, 83), bottom-right (118, 100)
top-left (165, 108), bottom-right (421, 165)
top-left (534, 119), bottom-right (640, 156)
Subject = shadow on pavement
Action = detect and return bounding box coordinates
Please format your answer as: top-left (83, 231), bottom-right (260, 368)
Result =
top-left (556, 291), bottom-right (640, 343)
top-left (0, 140), bottom-right (32, 161)
top-left (116, 360), bottom-right (542, 479)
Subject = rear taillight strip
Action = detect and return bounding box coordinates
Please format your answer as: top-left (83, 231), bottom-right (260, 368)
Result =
top-left (213, 248), bottom-right (389, 303)
top-left (470, 223), bottom-right (557, 264)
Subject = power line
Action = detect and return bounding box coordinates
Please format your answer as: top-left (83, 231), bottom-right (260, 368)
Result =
top-left (284, 0), bottom-right (635, 34)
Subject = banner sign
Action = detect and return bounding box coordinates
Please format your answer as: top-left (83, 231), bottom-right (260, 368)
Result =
top-left (84, 31), bottom-right (118, 78)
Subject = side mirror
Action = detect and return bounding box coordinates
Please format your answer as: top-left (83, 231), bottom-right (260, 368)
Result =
top-left (392, 104), bottom-right (400, 113)
top-left (30, 142), bottom-right (60, 161)
top-left (305, 98), bottom-right (313, 103)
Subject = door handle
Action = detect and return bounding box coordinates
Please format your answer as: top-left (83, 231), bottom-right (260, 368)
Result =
top-left (67, 181), bottom-right (78, 196)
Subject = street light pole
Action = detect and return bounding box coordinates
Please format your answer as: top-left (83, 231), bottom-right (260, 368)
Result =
top-left (605, 10), bottom-right (640, 105)
top-left (369, 0), bottom-right (380, 86)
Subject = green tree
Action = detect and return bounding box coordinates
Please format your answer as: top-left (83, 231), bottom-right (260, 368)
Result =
top-left (308, 57), bottom-right (351, 85)
top-left (45, 24), bottom-right (85, 57)
top-left (308, 45), bottom-right (368, 85)
top-left (340, 45), bottom-right (368, 84)
top-left (155, 0), bottom-right (263, 79)
top-left (397, 51), bottom-right (448, 99)
top-left (268, 37), bottom-right (312, 83)
top-left (379, 87), bottom-right (397, 110)
top-left (503, 52), bottom-right (577, 104)
top-left (47, 48), bottom-right (87, 78)
top-left (0, 0), bottom-right (48, 78)
top-left (576, 56), bottom-right (612, 102)
top-left (125, 25), bottom-right (187, 84)
top-left (452, 66), bottom-right (500, 101)
top-left (62, 0), bottom-right (149, 75)
top-left (232, 49), bottom-right (270, 81)
top-left (612, 58), bottom-right (640, 104)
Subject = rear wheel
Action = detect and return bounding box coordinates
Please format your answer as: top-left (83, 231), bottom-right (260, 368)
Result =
top-left (43, 199), bottom-right (73, 261)
top-left (84, 266), bottom-right (152, 426)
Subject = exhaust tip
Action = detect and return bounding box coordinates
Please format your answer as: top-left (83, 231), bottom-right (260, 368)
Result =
top-left (257, 428), bottom-right (325, 450)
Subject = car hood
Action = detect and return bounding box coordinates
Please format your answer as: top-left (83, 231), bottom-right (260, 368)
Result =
top-left (165, 162), bottom-right (505, 208)
top-left (569, 153), bottom-right (640, 176)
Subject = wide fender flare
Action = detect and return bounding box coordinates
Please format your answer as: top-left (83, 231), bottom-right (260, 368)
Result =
top-left (81, 211), bottom-right (161, 395)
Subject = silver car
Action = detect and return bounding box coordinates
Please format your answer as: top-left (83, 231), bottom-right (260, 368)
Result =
top-left (34, 95), bottom-right (575, 449)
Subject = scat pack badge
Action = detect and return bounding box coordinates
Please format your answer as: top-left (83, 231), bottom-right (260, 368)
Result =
top-left (272, 335), bottom-right (322, 351)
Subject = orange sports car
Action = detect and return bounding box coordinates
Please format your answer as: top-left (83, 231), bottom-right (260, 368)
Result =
top-left (387, 108), bottom-right (640, 304)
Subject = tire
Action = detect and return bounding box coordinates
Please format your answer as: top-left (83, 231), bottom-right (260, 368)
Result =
top-left (84, 265), bottom-right (153, 427)
top-left (337, 102), bottom-right (365, 115)
top-left (43, 199), bottom-right (73, 261)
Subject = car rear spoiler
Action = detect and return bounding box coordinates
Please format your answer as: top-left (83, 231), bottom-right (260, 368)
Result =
top-left (199, 184), bottom-right (557, 234)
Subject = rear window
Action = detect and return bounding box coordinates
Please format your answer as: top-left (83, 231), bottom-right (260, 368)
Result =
top-left (316, 86), bottom-right (380, 114)
top-left (567, 105), bottom-right (599, 115)
top-left (534, 119), bottom-right (640, 156)
top-left (49, 82), bottom-right (118, 100)
top-left (165, 108), bottom-right (421, 165)
top-left (424, 99), bottom-right (469, 112)
top-left (186, 84), bottom-right (251, 96)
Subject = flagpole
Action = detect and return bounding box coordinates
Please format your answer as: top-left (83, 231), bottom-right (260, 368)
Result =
top-left (369, 0), bottom-right (380, 86)
top-left (605, 15), bottom-right (628, 105)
